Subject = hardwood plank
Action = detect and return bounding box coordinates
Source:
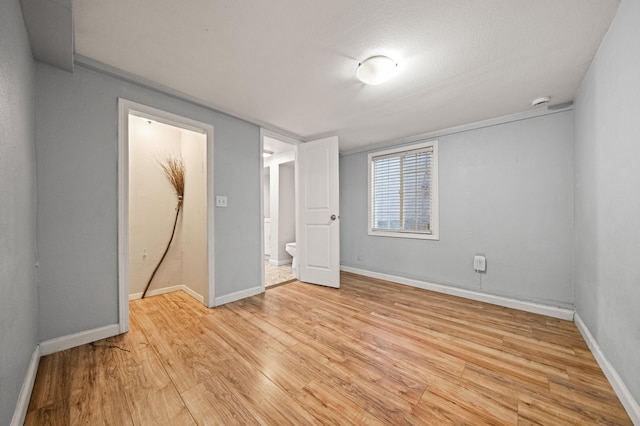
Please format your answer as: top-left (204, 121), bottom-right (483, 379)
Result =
top-left (500, 336), bottom-right (600, 374)
top-left (517, 399), bottom-right (581, 426)
top-left (294, 380), bottom-right (387, 426)
top-left (224, 301), bottom-right (301, 347)
top-left (211, 319), bottom-right (312, 394)
top-left (358, 310), bottom-right (555, 387)
top-left (517, 394), bottom-right (632, 425)
top-left (116, 343), bottom-right (194, 425)
top-left (27, 350), bottom-right (71, 412)
top-left (181, 376), bottom-right (260, 426)
top-left (423, 368), bottom-right (519, 424)
top-left (25, 275), bottom-right (632, 425)
top-left (205, 351), bottom-right (319, 425)
top-left (547, 376), bottom-right (632, 423)
top-left (133, 305), bottom-right (221, 394)
top-left (416, 388), bottom-right (497, 425)
top-left (463, 360), bottom-right (631, 425)
top-left (67, 342), bottom-right (134, 426)
top-left (24, 398), bottom-right (70, 426)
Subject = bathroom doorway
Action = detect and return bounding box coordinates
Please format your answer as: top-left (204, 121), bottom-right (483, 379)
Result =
top-left (261, 130), bottom-right (300, 288)
top-left (118, 99), bottom-right (215, 333)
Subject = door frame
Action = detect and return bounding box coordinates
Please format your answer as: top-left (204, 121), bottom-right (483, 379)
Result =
top-left (117, 99), bottom-right (215, 333)
top-left (260, 129), bottom-right (301, 291)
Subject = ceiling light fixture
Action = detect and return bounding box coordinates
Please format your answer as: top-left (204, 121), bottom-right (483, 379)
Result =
top-left (356, 56), bottom-right (398, 85)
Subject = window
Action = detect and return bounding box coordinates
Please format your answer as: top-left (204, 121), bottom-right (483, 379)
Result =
top-left (368, 140), bottom-right (439, 240)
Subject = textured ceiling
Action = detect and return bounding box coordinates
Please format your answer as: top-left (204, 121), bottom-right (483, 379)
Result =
top-left (74, 0), bottom-right (619, 152)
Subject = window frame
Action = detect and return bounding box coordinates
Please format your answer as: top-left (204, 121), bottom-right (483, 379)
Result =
top-left (367, 140), bottom-right (439, 240)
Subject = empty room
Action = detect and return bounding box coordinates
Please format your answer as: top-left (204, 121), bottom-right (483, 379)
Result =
top-left (1, 0), bottom-right (639, 424)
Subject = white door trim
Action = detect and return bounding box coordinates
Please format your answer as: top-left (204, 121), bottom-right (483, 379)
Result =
top-left (117, 99), bottom-right (215, 333)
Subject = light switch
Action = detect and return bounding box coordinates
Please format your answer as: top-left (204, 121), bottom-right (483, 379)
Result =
top-left (216, 195), bottom-right (228, 207)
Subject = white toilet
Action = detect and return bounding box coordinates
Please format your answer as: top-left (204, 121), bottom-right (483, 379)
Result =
top-left (285, 242), bottom-right (298, 278)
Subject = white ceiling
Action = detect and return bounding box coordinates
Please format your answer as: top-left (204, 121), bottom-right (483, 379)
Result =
top-left (74, 0), bottom-right (619, 152)
top-left (263, 136), bottom-right (294, 155)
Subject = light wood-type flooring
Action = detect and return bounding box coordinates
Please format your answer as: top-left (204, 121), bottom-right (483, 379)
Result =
top-left (26, 272), bottom-right (632, 425)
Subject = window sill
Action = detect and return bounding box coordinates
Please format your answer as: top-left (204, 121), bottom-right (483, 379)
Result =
top-left (368, 230), bottom-right (440, 240)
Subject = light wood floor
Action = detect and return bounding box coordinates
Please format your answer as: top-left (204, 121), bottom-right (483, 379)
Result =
top-left (26, 272), bottom-right (632, 425)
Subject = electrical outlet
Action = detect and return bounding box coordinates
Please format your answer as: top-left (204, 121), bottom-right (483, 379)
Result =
top-left (474, 255), bottom-right (486, 272)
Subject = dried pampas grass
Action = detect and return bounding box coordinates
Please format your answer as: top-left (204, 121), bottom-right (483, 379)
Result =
top-left (142, 154), bottom-right (186, 299)
top-left (160, 156), bottom-right (185, 203)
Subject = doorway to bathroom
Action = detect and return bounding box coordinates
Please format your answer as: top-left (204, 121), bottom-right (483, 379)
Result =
top-left (118, 99), bottom-right (215, 333)
top-left (261, 130), bottom-right (300, 288)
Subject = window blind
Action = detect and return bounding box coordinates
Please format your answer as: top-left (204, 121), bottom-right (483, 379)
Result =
top-left (371, 146), bottom-right (433, 234)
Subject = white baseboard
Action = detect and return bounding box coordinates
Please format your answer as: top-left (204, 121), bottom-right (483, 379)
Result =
top-left (180, 285), bottom-right (205, 304)
top-left (340, 266), bottom-right (574, 321)
top-left (10, 345), bottom-right (41, 426)
top-left (269, 259), bottom-right (293, 266)
top-left (214, 285), bottom-right (263, 306)
top-left (39, 324), bottom-right (120, 356)
top-left (574, 314), bottom-right (640, 425)
top-left (129, 284), bottom-right (205, 304)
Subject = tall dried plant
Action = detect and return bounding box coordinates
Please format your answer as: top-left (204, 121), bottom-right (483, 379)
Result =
top-left (160, 156), bottom-right (185, 203)
top-left (142, 155), bottom-right (186, 299)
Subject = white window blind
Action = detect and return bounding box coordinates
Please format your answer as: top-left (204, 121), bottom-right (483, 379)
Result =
top-left (369, 141), bottom-right (438, 239)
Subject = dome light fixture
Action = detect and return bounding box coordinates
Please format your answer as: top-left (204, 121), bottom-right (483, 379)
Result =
top-left (356, 56), bottom-right (398, 85)
top-left (531, 96), bottom-right (551, 107)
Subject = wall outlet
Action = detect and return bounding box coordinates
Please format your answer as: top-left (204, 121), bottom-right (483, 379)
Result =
top-left (215, 195), bottom-right (228, 207)
top-left (474, 255), bottom-right (486, 272)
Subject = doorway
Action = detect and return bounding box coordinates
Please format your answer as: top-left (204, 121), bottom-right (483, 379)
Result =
top-left (118, 99), bottom-right (215, 333)
top-left (261, 130), bottom-right (300, 288)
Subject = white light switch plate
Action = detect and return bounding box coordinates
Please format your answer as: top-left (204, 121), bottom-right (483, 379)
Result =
top-left (215, 195), bottom-right (228, 207)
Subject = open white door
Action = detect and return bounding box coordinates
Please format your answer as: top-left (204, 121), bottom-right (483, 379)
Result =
top-left (296, 136), bottom-right (340, 288)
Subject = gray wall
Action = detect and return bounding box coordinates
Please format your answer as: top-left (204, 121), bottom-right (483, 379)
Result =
top-left (340, 111), bottom-right (574, 307)
top-left (35, 63), bottom-right (260, 341)
top-left (0, 0), bottom-right (38, 423)
top-left (573, 0), bottom-right (640, 404)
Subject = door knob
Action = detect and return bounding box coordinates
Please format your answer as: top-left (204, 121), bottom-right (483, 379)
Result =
top-left (330, 214), bottom-right (337, 221)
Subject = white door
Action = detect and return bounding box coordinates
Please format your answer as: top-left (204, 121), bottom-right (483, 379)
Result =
top-left (296, 136), bottom-right (340, 288)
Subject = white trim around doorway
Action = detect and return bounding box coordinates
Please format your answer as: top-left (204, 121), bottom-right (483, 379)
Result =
top-left (259, 129), bottom-right (301, 292)
top-left (117, 99), bottom-right (215, 333)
